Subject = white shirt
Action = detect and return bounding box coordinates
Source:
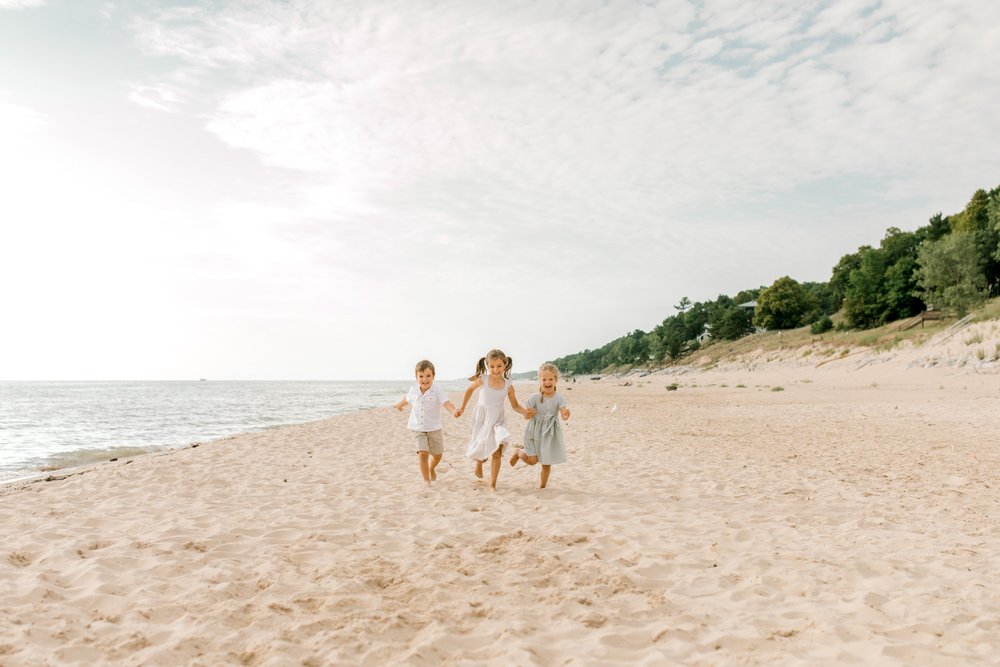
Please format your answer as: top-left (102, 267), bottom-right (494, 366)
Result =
top-left (406, 384), bottom-right (450, 432)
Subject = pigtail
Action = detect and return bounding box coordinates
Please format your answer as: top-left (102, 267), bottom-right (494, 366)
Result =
top-left (504, 356), bottom-right (513, 379)
top-left (468, 357), bottom-right (487, 381)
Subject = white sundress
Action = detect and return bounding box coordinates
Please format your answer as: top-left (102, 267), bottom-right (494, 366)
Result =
top-left (465, 377), bottom-right (513, 461)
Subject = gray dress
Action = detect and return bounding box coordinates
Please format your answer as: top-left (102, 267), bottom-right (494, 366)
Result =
top-left (523, 393), bottom-right (567, 465)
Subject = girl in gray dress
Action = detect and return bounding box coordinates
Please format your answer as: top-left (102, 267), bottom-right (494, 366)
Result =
top-left (509, 363), bottom-right (571, 488)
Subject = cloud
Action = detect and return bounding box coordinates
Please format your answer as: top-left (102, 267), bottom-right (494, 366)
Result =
top-left (6, 0), bottom-right (997, 378)
top-left (127, 83), bottom-right (186, 112)
top-left (122, 1), bottom-right (1000, 287)
top-left (0, 95), bottom-right (44, 136)
top-left (129, 2), bottom-right (997, 212)
top-left (0, 0), bottom-right (46, 8)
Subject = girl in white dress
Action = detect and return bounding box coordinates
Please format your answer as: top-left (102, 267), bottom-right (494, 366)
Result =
top-left (455, 348), bottom-right (532, 490)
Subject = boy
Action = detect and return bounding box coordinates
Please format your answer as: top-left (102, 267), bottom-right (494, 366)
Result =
top-left (394, 360), bottom-right (457, 484)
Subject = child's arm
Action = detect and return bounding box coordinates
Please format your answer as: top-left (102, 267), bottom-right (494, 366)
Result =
top-left (560, 405), bottom-right (571, 420)
top-left (436, 386), bottom-right (457, 417)
top-left (455, 380), bottom-right (481, 417)
top-left (507, 386), bottom-right (533, 419)
top-left (394, 396), bottom-right (409, 412)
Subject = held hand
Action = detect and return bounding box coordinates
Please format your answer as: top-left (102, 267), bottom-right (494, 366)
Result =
top-left (455, 408), bottom-right (463, 418)
top-left (524, 408), bottom-right (537, 420)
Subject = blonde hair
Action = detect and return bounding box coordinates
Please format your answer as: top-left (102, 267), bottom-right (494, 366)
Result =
top-left (538, 362), bottom-right (560, 403)
top-left (470, 349), bottom-right (512, 381)
top-left (414, 359), bottom-right (435, 375)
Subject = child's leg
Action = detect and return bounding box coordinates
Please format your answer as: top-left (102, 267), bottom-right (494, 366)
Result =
top-left (540, 464), bottom-right (551, 488)
top-left (489, 448), bottom-right (503, 489)
top-left (508, 448), bottom-right (520, 467)
top-left (417, 451), bottom-right (431, 483)
top-left (524, 455), bottom-right (538, 466)
top-left (427, 431), bottom-right (444, 482)
top-left (474, 460), bottom-right (484, 479)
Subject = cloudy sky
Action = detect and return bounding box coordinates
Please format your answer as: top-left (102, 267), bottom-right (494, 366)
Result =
top-left (2, 0), bottom-right (999, 381)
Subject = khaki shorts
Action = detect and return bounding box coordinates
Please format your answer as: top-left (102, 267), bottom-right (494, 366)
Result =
top-left (414, 429), bottom-right (444, 455)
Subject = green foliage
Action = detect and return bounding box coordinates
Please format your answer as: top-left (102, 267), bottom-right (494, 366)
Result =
top-left (801, 281), bottom-right (837, 321)
top-left (916, 231), bottom-right (987, 316)
top-left (951, 189), bottom-right (990, 233)
top-left (949, 187), bottom-right (1000, 292)
top-left (711, 303), bottom-right (755, 340)
top-left (922, 213), bottom-right (951, 243)
top-left (842, 228), bottom-right (924, 328)
top-left (553, 183), bottom-right (1000, 372)
top-left (830, 249), bottom-right (865, 309)
top-left (810, 316), bottom-right (833, 334)
top-left (991, 192), bottom-right (1000, 266)
top-left (754, 276), bottom-right (816, 330)
top-left (842, 246), bottom-right (886, 328)
top-left (552, 291), bottom-right (763, 373)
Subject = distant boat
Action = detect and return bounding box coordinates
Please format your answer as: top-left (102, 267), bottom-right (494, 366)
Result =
top-left (199, 378), bottom-right (207, 382)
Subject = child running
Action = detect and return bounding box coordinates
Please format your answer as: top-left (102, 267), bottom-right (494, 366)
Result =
top-left (394, 360), bottom-right (457, 485)
top-left (455, 348), bottom-right (532, 490)
top-left (509, 362), bottom-right (570, 488)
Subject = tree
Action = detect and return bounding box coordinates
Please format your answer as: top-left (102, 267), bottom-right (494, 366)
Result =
top-left (877, 228), bottom-right (924, 319)
top-left (951, 189), bottom-right (990, 233)
top-left (918, 213), bottom-right (950, 244)
top-left (882, 254), bottom-right (923, 320)
top-left (830, 249), bottom-right (866, 310)
top-left (992, 192), bottom-right (1000, 264)
top-left (801, 281), bottom-right (836, 321)
top-left (916, 232), bottom-right (987, 316)
top-left (842, 246), bottom-right (887, 328)
top-left (711, 305), bottom-right (755, 339)
top-left (952, 188), bottom-right (1000, 294)
top-left (620, 329), bottom-right (650, 364)
top-left (841, 228), bottom-right (924, 328)
top-left (754, 276), bottom-right (816, 330)
top-left (657, 315), bottom-right (688, 359)
top-left (682, 301), bottom-right (712, 341)
top-left (552, 182), bottom-right (1000, 371)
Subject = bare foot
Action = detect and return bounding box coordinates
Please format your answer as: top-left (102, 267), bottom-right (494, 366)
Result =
top-left (474, 461), bottom-right (484, 479)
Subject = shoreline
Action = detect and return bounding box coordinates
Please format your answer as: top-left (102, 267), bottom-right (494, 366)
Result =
top-left (0, 379), bottom-right (455, 488)
top-left (2, 367), bottom-right (999, 664)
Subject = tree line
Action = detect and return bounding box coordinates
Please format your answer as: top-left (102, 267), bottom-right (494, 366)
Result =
top-left (553, 184), bottom-right (1000, 375)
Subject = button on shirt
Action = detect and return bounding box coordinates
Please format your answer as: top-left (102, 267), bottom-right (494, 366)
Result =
top-left (407, 384), bottom-right (450, 432)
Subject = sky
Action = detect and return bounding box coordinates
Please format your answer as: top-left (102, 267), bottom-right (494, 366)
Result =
top-left (1, 0), bottom-right (999, 381)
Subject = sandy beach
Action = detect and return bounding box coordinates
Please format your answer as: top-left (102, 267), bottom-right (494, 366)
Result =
top-left (3, 325), bottom-right (1000, 665)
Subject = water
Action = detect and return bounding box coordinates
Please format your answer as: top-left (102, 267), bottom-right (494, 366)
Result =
top-left (0, 380), bottom-right (466, 483)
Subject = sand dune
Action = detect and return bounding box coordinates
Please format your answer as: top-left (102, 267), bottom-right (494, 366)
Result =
top-left (2, 330), bottom-right (1000, 665)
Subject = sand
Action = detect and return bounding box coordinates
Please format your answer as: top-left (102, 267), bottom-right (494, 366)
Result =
top-left (2, 323), bottom-right (1000, 665)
